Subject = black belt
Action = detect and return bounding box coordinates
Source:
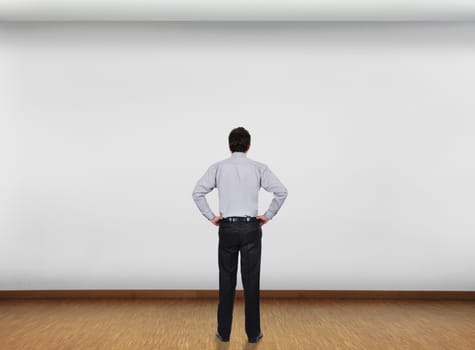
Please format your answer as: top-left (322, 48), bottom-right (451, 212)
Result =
top-left (224, 216), bottom-right (260, 223)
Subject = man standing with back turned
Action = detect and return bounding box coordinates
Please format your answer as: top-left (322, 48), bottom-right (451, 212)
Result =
top-left (192, 127), bottom-right (288, 343)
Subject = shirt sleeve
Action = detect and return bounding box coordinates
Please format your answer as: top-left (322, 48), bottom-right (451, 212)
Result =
top-left (192, 163), bottom-right (218, 221)
top-left (260, 165), bottom-right (288, 220)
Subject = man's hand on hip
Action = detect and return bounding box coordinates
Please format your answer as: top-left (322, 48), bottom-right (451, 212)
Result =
top-left (256, 215), bottom-right (270, 226)
top-left (211, 216), bottom-right (224, 226)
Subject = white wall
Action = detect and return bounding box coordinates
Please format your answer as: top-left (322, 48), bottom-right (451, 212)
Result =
top-left (1, 0), bottom-right (475, 20)
top-left (1, 22), bottom-right (474, 290)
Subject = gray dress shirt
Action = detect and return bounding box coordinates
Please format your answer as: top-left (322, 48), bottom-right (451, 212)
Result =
top-left (192, 151), bottom-right (288, 221)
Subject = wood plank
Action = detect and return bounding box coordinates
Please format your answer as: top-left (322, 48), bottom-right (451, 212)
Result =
top-left (0, 298), bottom-right (474, 349)
top-left (1, 289), bottom-right (474, 300)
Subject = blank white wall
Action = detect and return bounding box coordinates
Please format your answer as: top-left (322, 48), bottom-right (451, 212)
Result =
top-left (1, 0), bottom-right (475, 20)
top-left (1, 22), bottom-right (474, 291)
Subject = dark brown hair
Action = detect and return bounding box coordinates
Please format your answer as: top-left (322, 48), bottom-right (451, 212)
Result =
top-left (228, 127), bottom-right (251, 152)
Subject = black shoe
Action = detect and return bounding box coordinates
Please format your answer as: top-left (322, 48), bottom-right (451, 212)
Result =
top-left (248, 331), bottom-right (263, 343)
top-left (216, 330), bottom-right (229, 342)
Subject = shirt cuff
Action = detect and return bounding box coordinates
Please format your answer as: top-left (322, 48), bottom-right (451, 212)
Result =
top-left (263, 211), bottom-right (274, 220)
top-left (205, 212), bottom-right (216, 220)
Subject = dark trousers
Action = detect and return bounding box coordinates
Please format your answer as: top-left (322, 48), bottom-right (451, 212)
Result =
top-left (217, 219), bottom-right (262, 339)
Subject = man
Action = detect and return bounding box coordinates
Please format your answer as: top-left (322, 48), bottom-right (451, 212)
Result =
top-left (191, 126), bottom-right (288, 343)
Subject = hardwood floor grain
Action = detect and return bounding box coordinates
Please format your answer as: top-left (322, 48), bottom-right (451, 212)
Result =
top-left (0, 298), bottom-right (474, 349)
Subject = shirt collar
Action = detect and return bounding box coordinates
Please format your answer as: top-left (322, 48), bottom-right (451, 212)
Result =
top-left (231, 151), bottom-right (247, 158)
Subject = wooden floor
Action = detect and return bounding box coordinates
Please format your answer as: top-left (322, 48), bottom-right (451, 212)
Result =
top-left (0, 298), bottom-right (474, 350)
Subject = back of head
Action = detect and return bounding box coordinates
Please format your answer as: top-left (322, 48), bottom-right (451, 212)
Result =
top-left (229, 126), bottom-right (251, 153)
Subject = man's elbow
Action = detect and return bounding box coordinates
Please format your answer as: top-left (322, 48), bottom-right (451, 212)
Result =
top-left (278, 188), bottom-right (288, 199)
top-left (191, 190), bottom-right (200, 201)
